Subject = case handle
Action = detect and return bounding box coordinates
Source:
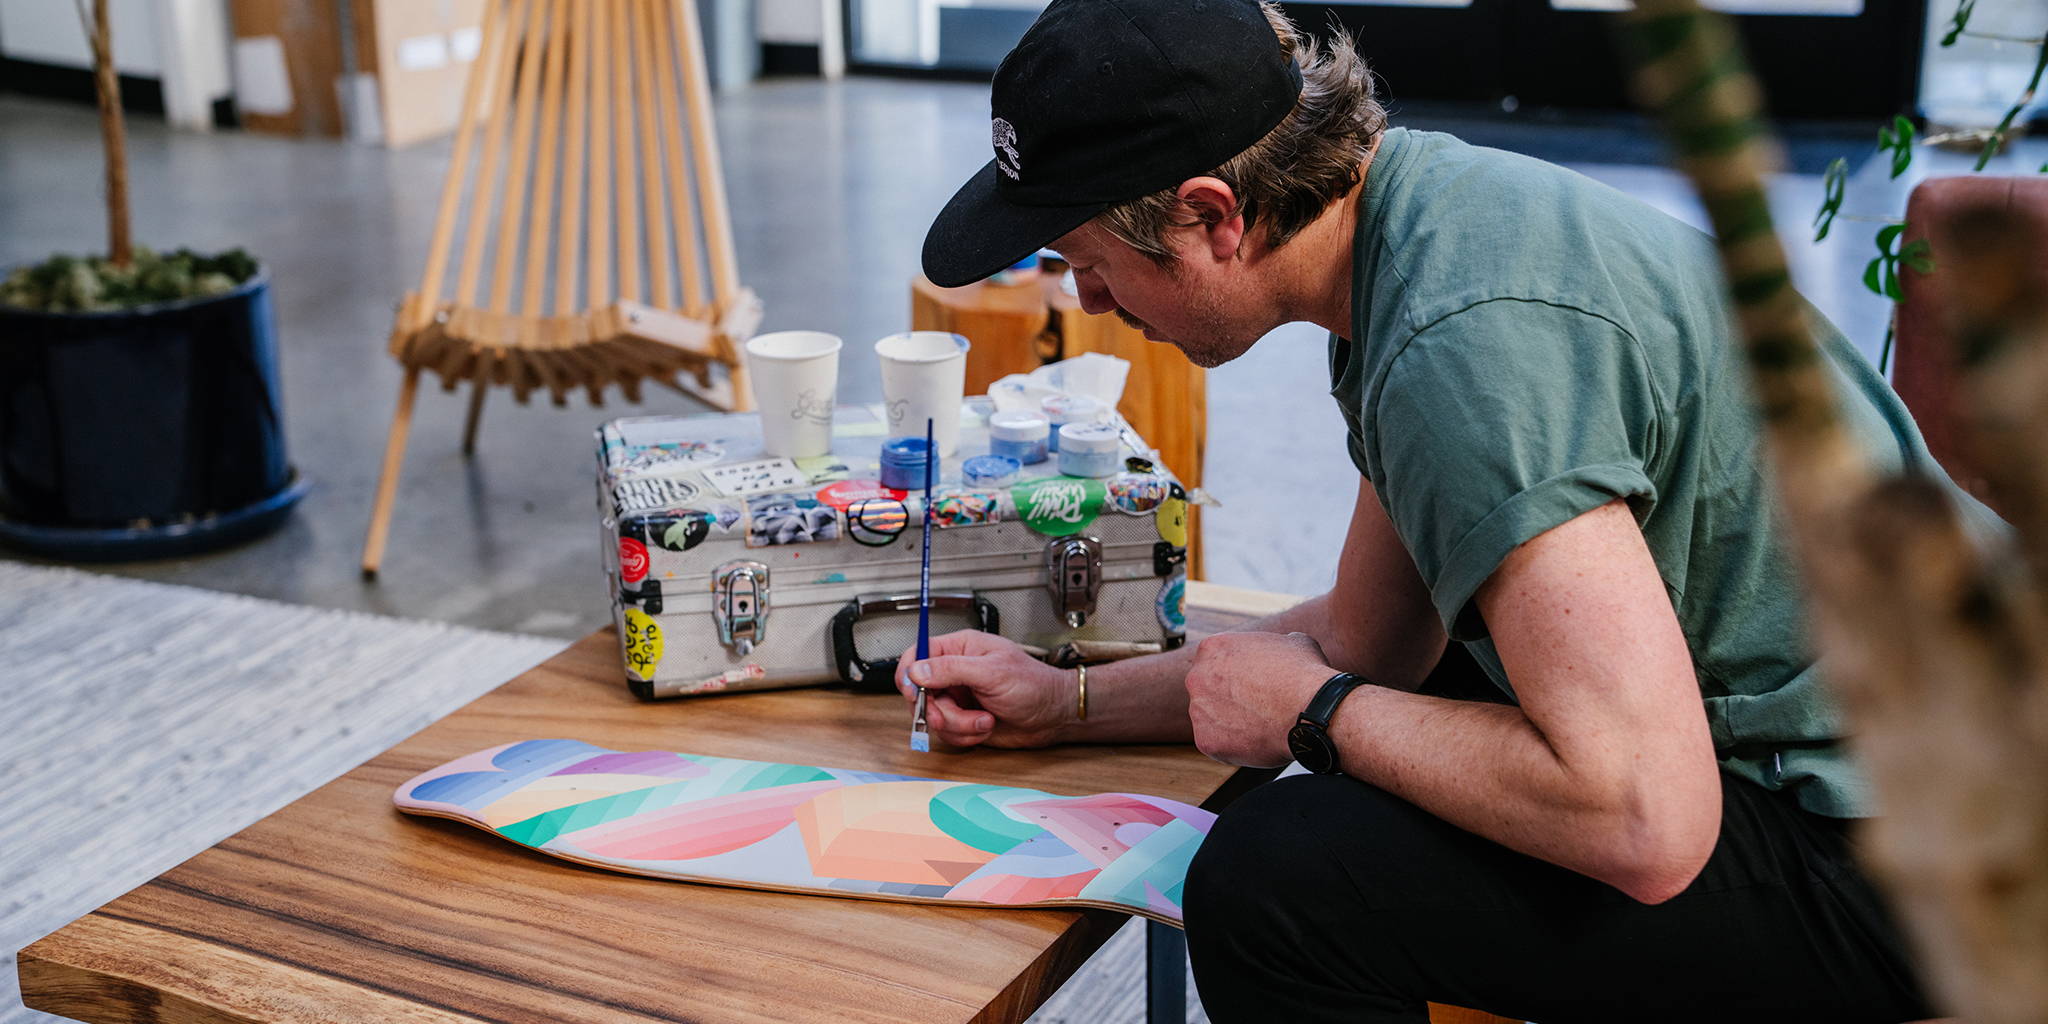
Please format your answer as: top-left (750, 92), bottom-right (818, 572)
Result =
top-left (831, 591), bottom-right (1000, 691)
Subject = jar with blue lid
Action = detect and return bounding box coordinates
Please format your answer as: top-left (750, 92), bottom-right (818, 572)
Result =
top-left (989, 411), bottom-right (1050, 465)
top-left (1057, 422), bottom-right (1121, 478)
top-left (962, 454), bottom-right (1021, 489)
top-left (880, 436), bottom-right (932, 490)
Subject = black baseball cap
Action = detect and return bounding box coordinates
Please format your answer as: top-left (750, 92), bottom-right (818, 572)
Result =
top-left (920, 0), bottom-right (1304, 288)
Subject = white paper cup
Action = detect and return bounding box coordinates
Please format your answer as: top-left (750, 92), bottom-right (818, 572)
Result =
top-left (745, 331), bottom-right (842, 458)
top-left (876, 331), bottom-right (971, 456)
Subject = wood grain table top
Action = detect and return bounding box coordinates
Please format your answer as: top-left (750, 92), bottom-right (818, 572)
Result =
top-left (20, 583), bottom-right (1294, 1024)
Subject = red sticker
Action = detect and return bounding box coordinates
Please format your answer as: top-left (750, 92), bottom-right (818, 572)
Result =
top-left (619, 537), bottom-right (650, 583)
top-left (815, 479), bottom-right (907, 511)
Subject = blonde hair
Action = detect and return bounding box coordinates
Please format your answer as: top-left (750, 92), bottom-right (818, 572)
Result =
top-left (1096, 2), bottom-right (1386, 262)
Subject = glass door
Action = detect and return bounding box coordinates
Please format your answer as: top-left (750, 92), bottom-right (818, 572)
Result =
top-left (1284, 0), bottom-right (1928, 119)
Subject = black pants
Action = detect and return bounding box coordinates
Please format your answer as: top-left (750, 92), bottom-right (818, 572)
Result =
top-left (1184, 764), bottom-right (1934, 1023)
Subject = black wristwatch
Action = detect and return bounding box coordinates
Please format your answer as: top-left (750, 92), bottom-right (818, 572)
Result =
top-left (1287, 672), bottom-right (1371, 775)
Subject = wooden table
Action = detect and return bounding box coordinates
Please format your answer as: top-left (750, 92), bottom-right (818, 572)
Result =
top-left (19, 582), bottom-right (1297, 1024)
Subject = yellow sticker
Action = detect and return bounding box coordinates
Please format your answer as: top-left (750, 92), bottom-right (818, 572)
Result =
top-left (623, 607), bottom-right (663, 681)
top-left (1156, 484), bottom-right (1189, 549)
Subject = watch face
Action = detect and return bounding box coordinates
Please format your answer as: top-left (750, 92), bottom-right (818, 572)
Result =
top-left (1288, 722), bottom-right (1334, 774)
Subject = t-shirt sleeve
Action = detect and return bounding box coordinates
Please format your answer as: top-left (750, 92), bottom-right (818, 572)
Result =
top-left (1373, 299), bottom-right (1663, 640)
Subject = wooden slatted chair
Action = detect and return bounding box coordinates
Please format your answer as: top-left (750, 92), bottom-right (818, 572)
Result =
top-left (361, 0), bottom-right (761, 577)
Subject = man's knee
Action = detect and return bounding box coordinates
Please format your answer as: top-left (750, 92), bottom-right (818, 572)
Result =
top-left (1186, 774), bottom-right (1428, 931)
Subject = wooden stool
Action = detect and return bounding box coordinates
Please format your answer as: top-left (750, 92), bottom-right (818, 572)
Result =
top-left (912, 271), bottom-right (1206, 577)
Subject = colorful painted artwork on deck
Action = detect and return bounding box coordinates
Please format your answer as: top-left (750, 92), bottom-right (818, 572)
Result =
top-left (394, 740), bottom-right (1214, 926)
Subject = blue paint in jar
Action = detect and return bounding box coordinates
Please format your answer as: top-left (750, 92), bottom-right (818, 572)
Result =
top-left (880, 437), bottom-right (932, 491)
top-left (962, 454), bottom-right (1021, 489)
top-left (1057, 422), bottom-right (1122, 479)
top-left (989, 411), bottom-right (1050, 464)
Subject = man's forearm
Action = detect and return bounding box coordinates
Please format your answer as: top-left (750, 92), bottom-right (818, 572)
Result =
top-left (1057, 591), bottom-right (1344, 743)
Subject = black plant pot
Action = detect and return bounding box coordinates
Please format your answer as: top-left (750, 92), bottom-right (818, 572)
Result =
top-left (0, 272), bottom-right (306, 560)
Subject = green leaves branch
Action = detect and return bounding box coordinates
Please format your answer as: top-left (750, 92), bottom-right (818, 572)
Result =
top-left (1863, 223), bottom-right (1932, 302)
top-left (1973, 35), bottom-right (2046, 171)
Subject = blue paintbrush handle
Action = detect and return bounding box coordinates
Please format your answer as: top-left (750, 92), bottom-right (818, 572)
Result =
top-left (917, 417), bottom-right (934, 663)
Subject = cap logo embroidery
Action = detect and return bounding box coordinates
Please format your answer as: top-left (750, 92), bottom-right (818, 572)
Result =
top-left (992, 118), bottom-right (1022, 181)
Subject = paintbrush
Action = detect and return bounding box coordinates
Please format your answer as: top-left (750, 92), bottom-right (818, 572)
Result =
top-left (910, 417), bottom-right (935, 753)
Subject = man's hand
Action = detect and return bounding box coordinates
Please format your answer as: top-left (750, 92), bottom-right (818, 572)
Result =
top-left (1185, 631), bottom-right (1334, 767)
top-left (895, 630), bottom-right (1076, 749)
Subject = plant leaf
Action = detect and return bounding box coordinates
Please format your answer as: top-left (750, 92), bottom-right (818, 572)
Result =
top-left (1883, 265), bottom-right (1902, 301)
top-left (1888, 116), bottom-right (1915, 178)
top-left (1864, 256), bottom-right (1885, 296)
top-left (1812, 157), bottom-right (1847, 242)
top-left (1941, 0), bottom-right (1976, 46)
top-left (1901, 238), bottom-right (1934, 274)
top-left (1875, 222), bottom-right (1906, 250)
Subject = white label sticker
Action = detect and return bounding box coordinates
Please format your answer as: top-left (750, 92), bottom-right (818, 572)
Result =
top-left (231, 37), bottom-right (294, 116)
top-left (704, 458), bottom-right (807, 497)
top-left (449, 26), bottom-right (484, 62)
top-left (396, 33), bottom-right (451, 72)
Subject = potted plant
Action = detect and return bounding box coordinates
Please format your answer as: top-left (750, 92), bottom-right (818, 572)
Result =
top-left (0, 0), bottom-right (303, 560)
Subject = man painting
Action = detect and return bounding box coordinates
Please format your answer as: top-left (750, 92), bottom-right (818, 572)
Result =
top-left (905, 1), bottom-right (1982, 1019)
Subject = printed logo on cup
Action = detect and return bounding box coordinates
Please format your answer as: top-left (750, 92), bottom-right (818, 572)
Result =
top-left (792, 387), bottom-right (832, 425)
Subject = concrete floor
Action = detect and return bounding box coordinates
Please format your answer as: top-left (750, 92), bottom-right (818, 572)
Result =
top-left (3, 79), bottom-right (2041, 638)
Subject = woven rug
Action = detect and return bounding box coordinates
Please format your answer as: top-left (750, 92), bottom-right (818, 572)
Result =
top-left (0, 561), bottom-right (1203, 1024)
top-left (0, 561), bottom-right (567, 1024)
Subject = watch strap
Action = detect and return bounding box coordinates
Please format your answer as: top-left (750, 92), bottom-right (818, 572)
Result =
top-left (1298, 671), bottom-right (1370, 729)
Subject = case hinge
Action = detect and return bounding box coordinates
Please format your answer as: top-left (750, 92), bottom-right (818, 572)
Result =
top-left (712, 560), bottom-right (770, 656)
top-left (1044, 535), bottom-right (1103, 628)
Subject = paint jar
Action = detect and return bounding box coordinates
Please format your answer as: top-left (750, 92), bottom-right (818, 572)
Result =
top-left (962, 454), bottom-right (1021, 490)
top-left (1041, 394), bottom-right (1105, 453)
top-left (1057, 422), bottom-right (1121, 478)
top-left (989, 411), bottom-right (1050, 465)
top-left (879, 437), bottom-right (933, 491)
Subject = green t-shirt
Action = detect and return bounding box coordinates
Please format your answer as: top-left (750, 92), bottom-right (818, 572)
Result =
top-left (1331, 128), bottom-right (1996, 818)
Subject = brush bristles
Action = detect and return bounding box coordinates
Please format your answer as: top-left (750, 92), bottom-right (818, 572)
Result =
top-left (909, 730), bottom-right (930, 753)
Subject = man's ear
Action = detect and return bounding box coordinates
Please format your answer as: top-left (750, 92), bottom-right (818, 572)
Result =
top-left (1177, 176), bottom-right (1244, 261)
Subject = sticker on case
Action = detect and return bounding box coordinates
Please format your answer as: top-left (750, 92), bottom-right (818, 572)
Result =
top-left (1156, 482), bottom-right (1190, 548)
top-left (618, 536), bottom-right (651, 584)
top-left (612, 477), bottom-right (703, 517)
top-left (746, 492), bottom-right (841, 547)
top-left (816, 479), bottom-right (908, 512)
top-left (847, 497), bottom-right (909, 547)
top-left (679, 663), bottom-right (768, 695)
top-left (646, 509), bottom-right (714, 552)
top-left (611, 440), bottom-right (723, 479)
top-left (932, 491), bottom-right (1000, 528)
top-left (798, 456), bottom-right (854, 484)
top-left (1012, 477), bottom-right (1107, 537)
top-left (1108, 472), bottom-right (1169, 514)
top-left (623, 606), bottom-right (663, 681)
top-left (1157, 571), bottom-right (1187, 636)
top-left (706, 457), bottom-right (808, 497)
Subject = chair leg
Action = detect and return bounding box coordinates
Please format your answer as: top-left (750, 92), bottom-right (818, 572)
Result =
top-left (362, 366), bottom-right (423, 579)
top-left (1145, 920), bottom-right (1186, 1024)
top-left (461, 378), bottom-right (489, 455)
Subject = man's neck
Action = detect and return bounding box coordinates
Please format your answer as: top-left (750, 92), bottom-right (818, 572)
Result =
top-left (1262, 142), bottom-right (1378, 338)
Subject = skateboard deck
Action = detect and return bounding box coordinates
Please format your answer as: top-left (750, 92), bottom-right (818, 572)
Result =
top-left (394, 739), bottom-right (1215, 926)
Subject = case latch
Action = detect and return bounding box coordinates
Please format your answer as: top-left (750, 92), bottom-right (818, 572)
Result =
top-left (1044, 535), bottom-right (1103, 628)
top-left (712, 560), bottom-right (770, 655)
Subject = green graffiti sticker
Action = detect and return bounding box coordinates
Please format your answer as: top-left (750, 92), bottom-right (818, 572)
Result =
top-left (1010, 476), bottom-right (1107, 537)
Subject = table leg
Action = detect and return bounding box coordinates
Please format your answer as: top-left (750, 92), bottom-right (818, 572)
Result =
top-left (1146, 919), bottom-right (1187, 1024)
